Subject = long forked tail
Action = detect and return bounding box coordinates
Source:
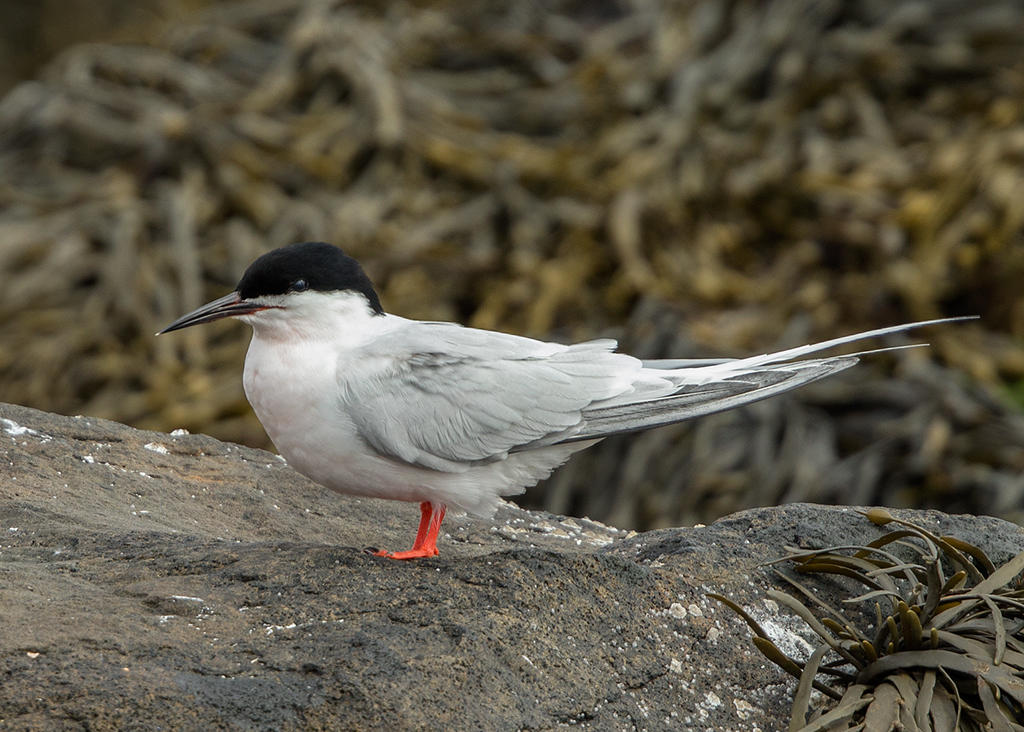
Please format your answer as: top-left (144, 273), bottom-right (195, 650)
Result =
top-left (562, 316), bottom-right (975, 444)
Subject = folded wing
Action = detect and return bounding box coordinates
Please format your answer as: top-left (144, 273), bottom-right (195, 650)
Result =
top-left (341, 325), bottom-right (648, 471)
top-left (341, 317), bottom-right (971, 470)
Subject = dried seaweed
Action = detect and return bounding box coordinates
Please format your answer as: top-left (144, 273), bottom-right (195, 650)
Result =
top-left (713, 508), bottom-right (1024, 731)
top-left (2, 1), bottom-right (1024, 528)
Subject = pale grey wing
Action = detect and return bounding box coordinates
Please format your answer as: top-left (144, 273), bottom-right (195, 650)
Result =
top-left (549, 356), bottom-right (858, 446)
top-left (341, 324), bottom-right (643, 471)
top-left (343, 316), bottom-right (970, 464)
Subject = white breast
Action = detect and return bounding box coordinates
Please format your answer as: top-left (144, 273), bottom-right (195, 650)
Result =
top-left (243, 333), bottom-right (358, 480)
top-left (237, 303), bottom-right (445, 505)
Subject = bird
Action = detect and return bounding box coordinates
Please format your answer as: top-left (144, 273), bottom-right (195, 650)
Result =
top-left (159, 241), bottom-right (970, 559)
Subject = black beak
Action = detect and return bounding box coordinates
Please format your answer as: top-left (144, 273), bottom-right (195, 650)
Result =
top-left (157, 292), bottom-right (272, 334)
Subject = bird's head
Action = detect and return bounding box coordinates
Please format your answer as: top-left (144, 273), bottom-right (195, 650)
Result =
top-left (158, 242), bottom-right (384, 337)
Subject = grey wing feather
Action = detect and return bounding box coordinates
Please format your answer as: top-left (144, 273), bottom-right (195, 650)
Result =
top-left (559, 316), bottom-right (978, 445)
top-left (642, 358), bottom-right (734, 368)
top-left (550, 356), bottom-right (858, 446)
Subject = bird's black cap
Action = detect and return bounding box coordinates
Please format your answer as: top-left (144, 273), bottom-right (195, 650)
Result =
top-left (236, 242), bottom-right (384, 315)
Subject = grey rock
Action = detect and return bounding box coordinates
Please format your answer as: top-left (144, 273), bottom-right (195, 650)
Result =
top-left (2, 402), bottom-right (1022, 731)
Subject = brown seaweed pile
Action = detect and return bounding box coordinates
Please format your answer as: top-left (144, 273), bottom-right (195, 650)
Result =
top-left (1, 0), bottom-right (1023, 528)
top-left (713, 509), bottom-right (1024, 730)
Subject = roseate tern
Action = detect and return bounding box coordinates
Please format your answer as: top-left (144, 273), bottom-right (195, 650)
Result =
top-left (159, 241), bottom-right (971, 558)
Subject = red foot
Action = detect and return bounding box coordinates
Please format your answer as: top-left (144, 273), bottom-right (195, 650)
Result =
top-left (374, 547), bottom-right (439, 560)
top-left (374, 501), bottom-right (447, 560)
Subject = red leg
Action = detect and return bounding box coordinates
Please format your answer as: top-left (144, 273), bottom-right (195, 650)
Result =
top-left (409, 501), bottom-right (432, 549)
top-left (375, 502), bottom-right (447, 560)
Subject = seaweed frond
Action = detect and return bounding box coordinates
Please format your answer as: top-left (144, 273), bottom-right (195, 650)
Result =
top-left (711, 509), bottom-right (1024, 731)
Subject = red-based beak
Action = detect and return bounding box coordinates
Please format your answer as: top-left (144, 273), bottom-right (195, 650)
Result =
top-left (157, 292), bottom-right (273, 334)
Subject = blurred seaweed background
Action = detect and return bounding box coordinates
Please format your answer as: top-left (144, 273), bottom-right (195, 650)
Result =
top-left (1, 0), bottom-right (1023, 530)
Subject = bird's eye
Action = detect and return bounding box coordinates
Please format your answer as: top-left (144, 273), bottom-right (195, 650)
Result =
top-left (290, 279), bottom-right (308, 292)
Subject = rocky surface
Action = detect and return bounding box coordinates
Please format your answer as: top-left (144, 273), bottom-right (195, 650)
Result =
top-left (2, 401), bottom-right (1023, 731)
